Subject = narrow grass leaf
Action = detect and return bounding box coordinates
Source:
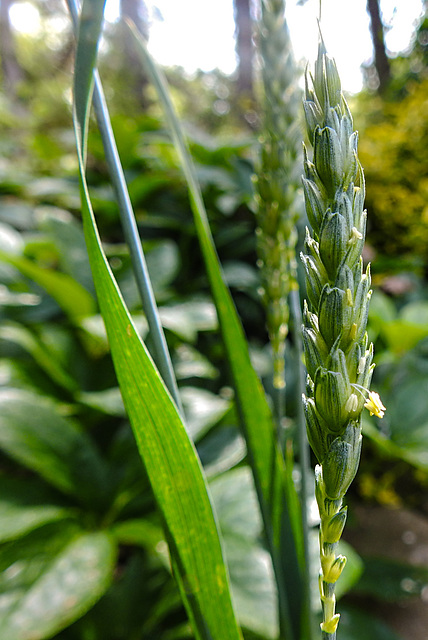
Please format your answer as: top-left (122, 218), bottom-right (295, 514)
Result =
top-left (71, 2), bottom-right (243, 639)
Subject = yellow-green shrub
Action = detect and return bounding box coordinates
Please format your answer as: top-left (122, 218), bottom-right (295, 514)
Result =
top-left (356, 78), bottom-right (428, 260)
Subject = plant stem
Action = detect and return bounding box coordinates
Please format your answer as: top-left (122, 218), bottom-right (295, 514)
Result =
top-left (290, 287), bottom-right (313, 638)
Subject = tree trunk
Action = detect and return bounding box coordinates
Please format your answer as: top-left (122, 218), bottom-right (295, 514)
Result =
top-left (120, 0), bottom-right (149, 107)
top-left (233, 0), bottom-right (254, 96)
top-left (367, 0), bottom-right (391, 92)
top-left (0, 0), bottom-right (25, 98)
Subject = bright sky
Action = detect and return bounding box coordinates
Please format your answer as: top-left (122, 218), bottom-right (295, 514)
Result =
top-left (107, 0), bottom-right (425, 93)
top-left (10, 0), bottom-right (426, 94)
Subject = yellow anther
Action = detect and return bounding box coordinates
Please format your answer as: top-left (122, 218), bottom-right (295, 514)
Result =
top-left (364, 391), bottom-right (386, 418)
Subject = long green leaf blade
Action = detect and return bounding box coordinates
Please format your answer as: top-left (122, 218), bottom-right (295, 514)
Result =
top-left (71, 3), bottom-right (243, 639)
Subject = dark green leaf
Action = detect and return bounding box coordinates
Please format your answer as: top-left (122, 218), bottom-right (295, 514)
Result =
top-left (0, 525), bottom-right (116, 640)
top-left (353, 555), bottom-right (428, 601)
top-left (0, 389), bottom-right (110, 508)
top-left (0, 476), bottom-right (74, 543)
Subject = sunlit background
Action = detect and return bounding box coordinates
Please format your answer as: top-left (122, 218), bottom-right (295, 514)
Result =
top-left (9, 0), bottom-right (425, 93)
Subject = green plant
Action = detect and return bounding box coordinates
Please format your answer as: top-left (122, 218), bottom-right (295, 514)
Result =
top-left (254, 0), bottom-right (302, 393)
top-left (301, 41), bottom-right (385, 638)
top-left (1, 2), bottom-right (422, 640)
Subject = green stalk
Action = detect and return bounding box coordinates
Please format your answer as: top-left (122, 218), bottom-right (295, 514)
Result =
top-left (67, 0), bottom-right (182, 415)
top-left (255, 0), bottom-right (302, 401)
top-left (255, 4), bottom-right (313, 636)
top-left (301, 39), bottom-right (385, 638)
top-left (290, 286), bottom-right (313, 637)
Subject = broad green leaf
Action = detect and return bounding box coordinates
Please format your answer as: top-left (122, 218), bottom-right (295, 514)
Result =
top-left (70, 2), bottom-right (243, 638)
top-left (159, 300), bottom-right (218, 342)
top-left (128, 24), bottom-right (306, 640)
top-left (381, 321), bottom-right (428, 354)
top-left (197, 426), bottom-right (246, 478)
top-left (0, 476), bottom-right (74, 543)
top-left (180, 386), bottom-right (232, 442)
top-left (0, 221), bottom-right (24, 254)
top-left (363, 347), bottom-right (428, 470)
top-left (335, 604), bottom-right (403, 640)
top-left (110, 519), bottom-right (165, 550)
top-left (0, 524), bottom-right (116, 640)
top-left (77, 387), bottom-right (126, 416)
top-left (0, 323), bottom-right (78, 392)
top-left (210, 467), bottom-right (277, 639)
top-left (145, 238), bottom-right (180, 296)
top-left (0, 389), bottom-right (110, 509)
top-left (174, 343), bottom-right (218, 380)
top-left (353, 555), bottom-right (428, 601)
top-left (73, 551), bottom-right (184, 640)
top-left (36, 205), bottom-right (95, 295)
top-left (0, 249), bottom-right (96, 322)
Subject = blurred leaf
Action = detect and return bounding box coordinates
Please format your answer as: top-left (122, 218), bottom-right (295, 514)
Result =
top-left (0, 201), bottom-right (35, 231)
top-left (0, 323), bottom-right (78, 392)
top-left (159, 300), bottom-right (218, 342)
top-left (336, 604), bottom-right (403, 640)
top-left (0, 525), bottom-right (116, 640)
top-left (225, 537), bottom-right (278, 639)
top-left (400, 300), bottom-right (428, 325)
top-left (335, 540), bottom-right (364, 600)
top-left (0, 389), bottom-right (110, 508)
top-left (0, 250), bottom-right (96, 322)
top-left (174, 344), bottom-right (218, 380)
top-left (180, 386), bottom-right (231, 442)
top-left (110, 519), bottom-right (164, 550)
top-left (222, 261), bottom-right (260, 291)
top-left (0, 288), bottom-right (39, 308)
top-left (210, 467), bottom-right (263, 541)
top-left (0, 221), bottom-right (24, 254)
top-left (145, 239), bottom-right (180, 296)
top-left (0, 476), bottom-right (74, 543)
top-left (369, 292), bottom-right (428, 355)
top-left (25, 177), bottom-right (81, 209)
top-left (77, 387), bottom-right (125, 417)
top-left (353, 555), bottom-right (428, 601)
top-left (210, 467), bottom-right (277, 638)
top-left (36, 206), bottom-right (95, 295)
top-left (364, 340), bottom-right (428, 469)
top-left (381, 321), bottom-right (428, 354)
top-left (71, 550), bottom-right (183, 640)
top-left (197, 426), bottom-right (246, 478)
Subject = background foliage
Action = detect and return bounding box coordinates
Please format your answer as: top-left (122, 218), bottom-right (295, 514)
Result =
top-left (0, 1), bottom-right (427, 640)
